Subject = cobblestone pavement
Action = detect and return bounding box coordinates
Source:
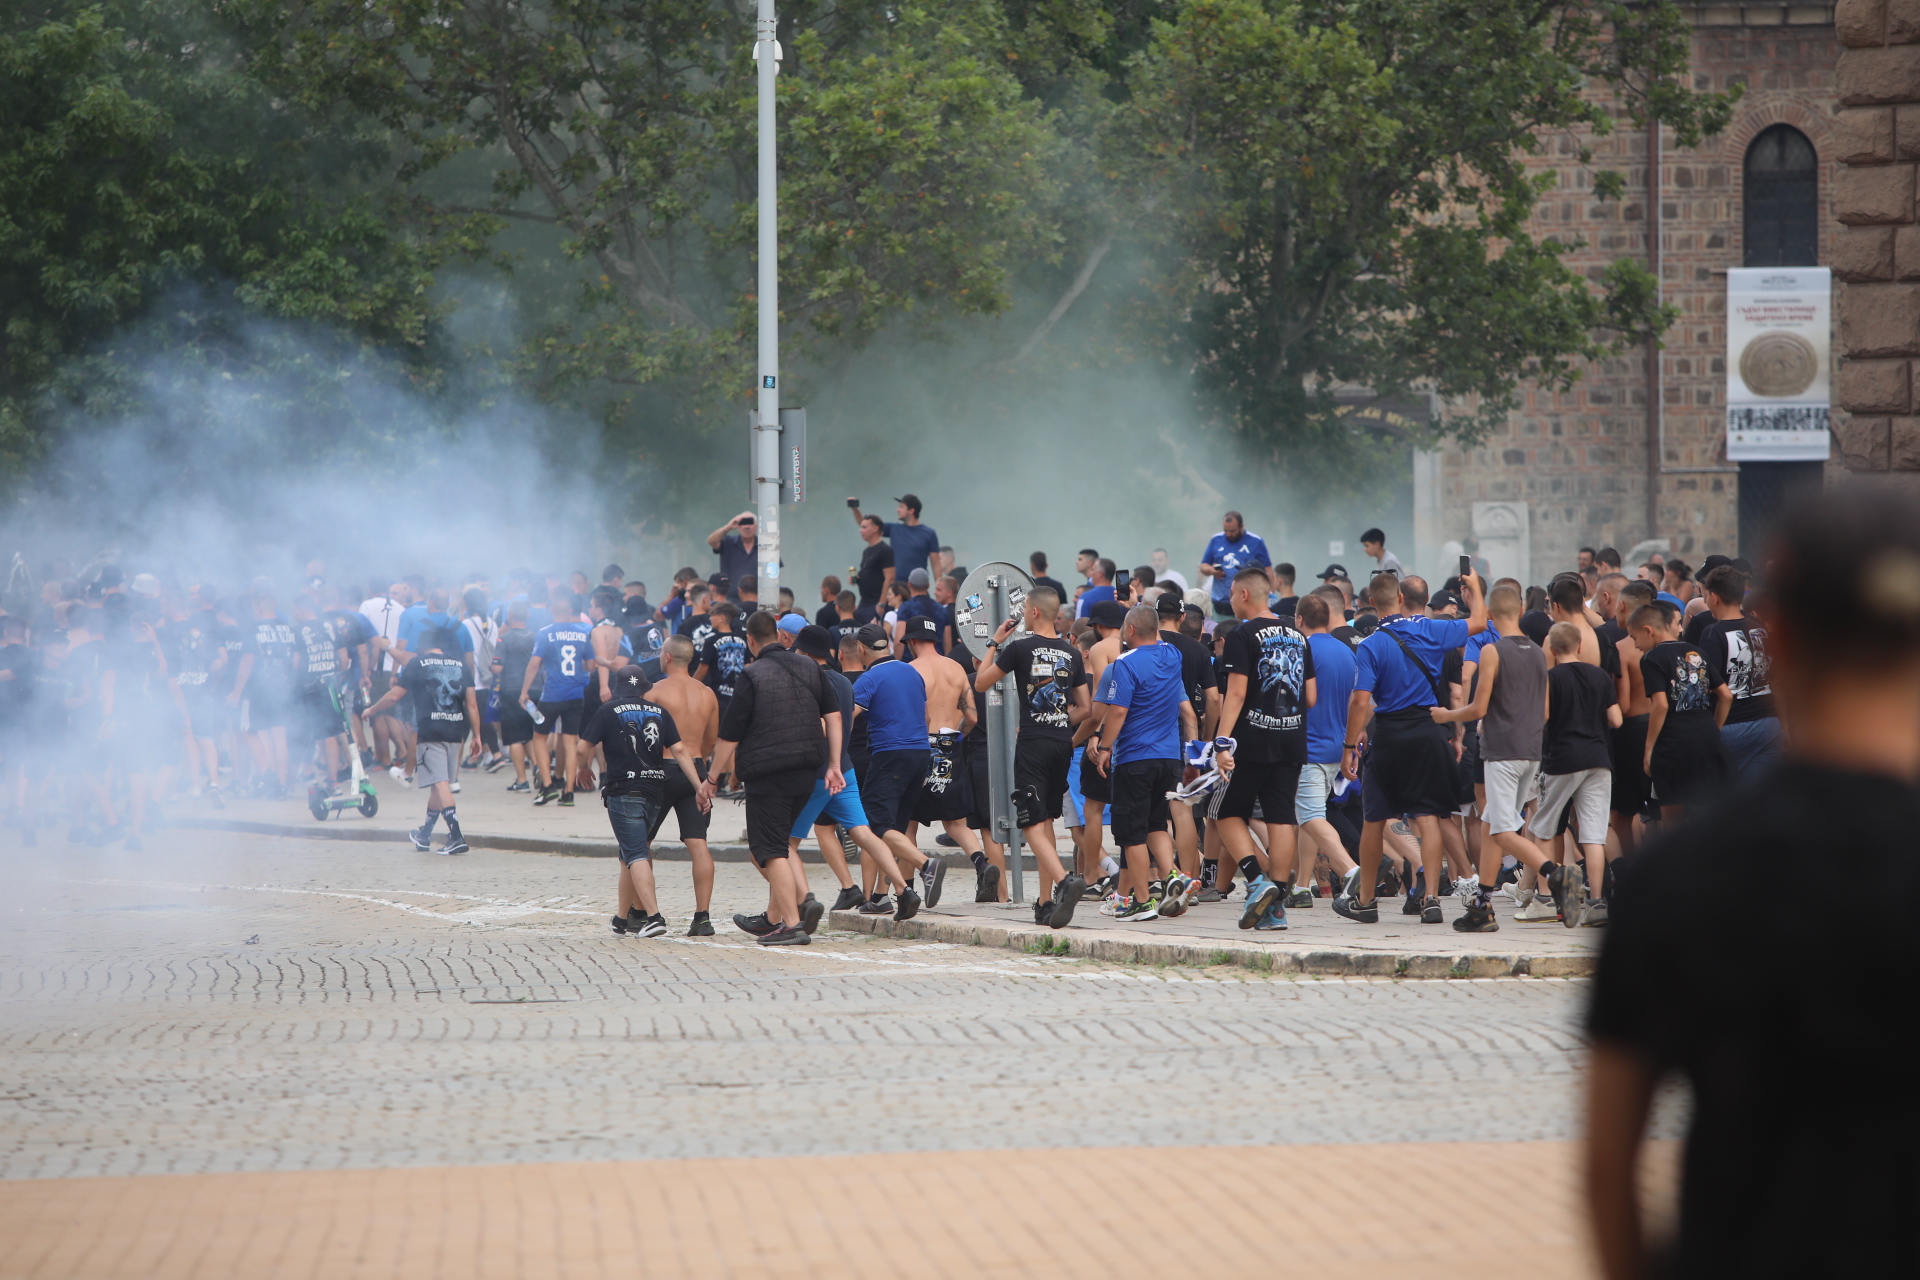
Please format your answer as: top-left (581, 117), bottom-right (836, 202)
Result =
top-left (0, 830), bottom-right (1633, 1184)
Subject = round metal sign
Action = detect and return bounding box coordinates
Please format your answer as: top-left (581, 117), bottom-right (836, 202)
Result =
top-left (954, 561), bottom-right (1036, 661)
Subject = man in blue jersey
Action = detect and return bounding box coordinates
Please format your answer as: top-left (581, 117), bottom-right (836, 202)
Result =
top-left (1292, 592), bottom-right (1360, 899)
top-left (850, 625), bottom-right (936, 920)
top-left (1336, 570), bottom-right (1488, 925)
top-left (1197, 511), bottom-right (1271, 619)
top-left (519, 588), bottom-right (593, 807)
top-left (1088, 605), bottom-right (1200, 921)
top-left (1073, 559), bottom-right (1118, 620)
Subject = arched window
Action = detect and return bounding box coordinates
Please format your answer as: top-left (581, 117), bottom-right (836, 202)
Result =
top-left (1743, 125), bottom-right (1818, 267)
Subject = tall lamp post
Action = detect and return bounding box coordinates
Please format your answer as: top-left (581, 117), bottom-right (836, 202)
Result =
top-left (753, 0), bottom-right (782, 594)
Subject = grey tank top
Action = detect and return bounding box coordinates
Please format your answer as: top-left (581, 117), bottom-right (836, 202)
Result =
top-left (1480, 634), bottom-right (1547, 761)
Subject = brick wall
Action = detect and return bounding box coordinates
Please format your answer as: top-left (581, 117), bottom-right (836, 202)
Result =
top-left (1831, 0), bottom-right (1920, 478)
top-left (1437, 9), bottom-right (1841, 577)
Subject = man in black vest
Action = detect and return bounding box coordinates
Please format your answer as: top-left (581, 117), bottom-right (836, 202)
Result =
top-left (699, 610), bottom-right (845, 946)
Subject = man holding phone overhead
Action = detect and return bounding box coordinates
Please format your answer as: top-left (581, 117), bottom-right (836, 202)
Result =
top-left (707, 512), bottom-right (761, 602)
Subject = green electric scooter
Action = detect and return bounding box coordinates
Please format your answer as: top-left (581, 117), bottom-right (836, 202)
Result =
top-left (309, 685), bottom-right (380, 820)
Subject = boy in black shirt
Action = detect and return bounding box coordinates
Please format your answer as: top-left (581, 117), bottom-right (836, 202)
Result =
top-left (1696, 563), bottom-right (1778, 781)
top-left (1587, 485), bottom-right (1920, 1279)
top-left (1521, 622), bottom-right (1621, 927)
top-left (582, 665), bottom-right (708, 937)
top-left (974, 586), bottom-right (1091, 925)
top-left (364, 629), bottom-right (478, 854)
top-left (1630, 600), bottom-right (1729, 819)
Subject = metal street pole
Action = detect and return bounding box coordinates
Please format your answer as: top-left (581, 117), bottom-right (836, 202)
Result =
top-left (753, 1), bottom-right (781, 597)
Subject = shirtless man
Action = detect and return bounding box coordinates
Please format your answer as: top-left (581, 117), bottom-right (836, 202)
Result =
top-left (580, 588), bottom-right (631, 791)
top-left (1608, 579), bottom-right (1658, 856)
top-left (900, 615), bottom-right (978, 905)
top-left (1069, 600), bottom-right (1127, 880)
top-left (637, 636), bottom-right (720, 934)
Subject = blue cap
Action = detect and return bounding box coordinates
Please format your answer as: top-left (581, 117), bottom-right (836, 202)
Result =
top-left (777, 612), bottom-right (806, 635)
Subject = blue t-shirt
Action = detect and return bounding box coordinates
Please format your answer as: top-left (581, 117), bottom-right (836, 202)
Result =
top-left (1201, 532), bottom-right (1271, 603)
top-left (1465, 622), bottom-right (1502, 666)
top-left (852, 658), bottom-right (928, 754)
top-left (1304, 632), bottom-right (1357, 763)
top-left (1074, 583), bottom-right (1115, 619)
top-left (1656, 591), bottom-right (1684, 609)
top-left (895, 593), bottom-right (946, 652)
top-left (1354, 615), bottom-right (1470, 714)
top-left (884, 522), bottom-right (940, 579)
top-left (395, 603), bottom-right (429, 650)
top-left (532, 620), bottom-right (594, 701)
top-left (401, 610), bottom-right (474, 657)
top-left (1098, 641), bottom-right (1186, 765)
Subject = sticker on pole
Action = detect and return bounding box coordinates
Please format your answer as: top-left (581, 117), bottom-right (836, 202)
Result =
top-left (762, 375), bottom-right (776, 389)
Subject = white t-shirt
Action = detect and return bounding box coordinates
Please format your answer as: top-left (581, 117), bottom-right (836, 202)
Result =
top-left (1155, 569), bottom-right (1191, 592)
top-left (359, 596), bottom-right (405, 672)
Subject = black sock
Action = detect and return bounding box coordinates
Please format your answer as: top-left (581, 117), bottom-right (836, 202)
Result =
top-left (1238, 856), bottom-right (1263, 883)
top-left (970, 850), bottom-right (987, 871)
top-left (423, 808), bottom-right (441, 834)
top-left (1201, 858), bottom-right (1218, 888)
top-left (443, 808), bottom-right (461, 839)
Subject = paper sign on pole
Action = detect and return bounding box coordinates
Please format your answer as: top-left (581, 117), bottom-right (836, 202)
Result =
top-left (1725, 267), bottom-right (1830, 462)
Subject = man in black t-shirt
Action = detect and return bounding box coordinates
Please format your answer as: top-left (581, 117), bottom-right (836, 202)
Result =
top-left (365, 628), bottom-right (478, 854)
top-left (1696, 563), bottom-right (1778, 781)
top-left (1629, 600), bottom-right (1728, 818)
top-left (1587, 485), bottom-right (1920, 1280)
top-left (854, 515), bottom-right (895, 614)
top-left (674, 582), bottom-right (716, 653)
top-left (693, 602), bottom-right (749, 720)
top-left (581, 665), bottom-right (708, 937)
top-left (1211, 566), bottom-right (1316, 928)
top-left (975, 585), bottom-right (1091, 926)
top-left (1029, 552), bottom-right (1069, 615)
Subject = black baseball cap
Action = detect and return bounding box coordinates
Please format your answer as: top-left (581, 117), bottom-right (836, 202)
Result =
top-left (1089, 600), bottom-right (1127, 629)
top-left (1429, 589), bottom-right (1463, 613)
top-left (902, 616), bottom-right (940, 643)
top-left (856, 623), bottom-right (891, 652)
top-left (1316, 563), bottom-right (1349, 581)
top-left (1155, 590), bottom-right (1186, 617)
top-left (795, 625), bottom-right (835, 660)
top-left (614, 663), bottom-right (652, 694)
top-left (894, 493), bottom-right (922, 514)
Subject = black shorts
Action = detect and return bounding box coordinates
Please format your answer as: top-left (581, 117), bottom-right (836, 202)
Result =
top-left (183, 694), bottom-right (224, 740)
top-left (965, 738), bottom-right (992, 832)
top-left (1014, 736), bottom-right (1074, 828)
top-left (536, 699), bottom-right (585, 736)
top-left (1109, 758), bottom-right (1180, 847)
top-left (299, 682), bottom-right (343, 741)
top-left (1078, 745), bottom-right (1112, 803)
top-left (1216, 757), bottom-right (1301, 825)
top-left (1365, 709), bottom-right (1457, 819)
top-left (1610, 714), bottom-right (1653, 815)
top-left (649, 759), bottom-right (711, 843)
top-left (499, 695), bottom-right (535, 747)
top-left (581, 678), bottom-right (605, 723)
top-left (247, 689), bottom-right (288, 730)
top-left (1648, 728), bottom-right (1730, 808)
top-left (862, 749), bottom-right (930, 837)
top-left (744, 787), bottom-right (809, 866)
top-left (1457, 727), bottom-right (1480, 803)
top-left (913, 735), bottom-right (972, 824)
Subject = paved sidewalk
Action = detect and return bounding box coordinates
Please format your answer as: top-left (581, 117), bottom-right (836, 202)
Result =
top-left (0, 1141), bottom-right (1672, 1280)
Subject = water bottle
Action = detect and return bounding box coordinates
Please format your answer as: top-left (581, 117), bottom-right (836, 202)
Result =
top-left (525, 699), bottom-right (545, 726)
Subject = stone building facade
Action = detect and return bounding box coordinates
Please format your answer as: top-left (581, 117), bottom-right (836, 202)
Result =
top-left (1415, 3), bottom-right (1848, 584)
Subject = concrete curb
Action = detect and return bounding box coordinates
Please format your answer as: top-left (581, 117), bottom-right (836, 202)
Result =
top-left (827, 910), bottom-right (1594, 979)
top-left (165, 817), bottom-right (756, 862)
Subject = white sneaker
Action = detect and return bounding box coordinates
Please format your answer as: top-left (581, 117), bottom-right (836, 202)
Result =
top-left (388, 765), bottom-right (406, 782)
top-left (1514, 898), bottom-right (1559, 922)
top-left (1452, 875), bottom-right (1479, 901)
top-left (1579, 900), bottom-right (1609, 927)
top-left (451, 781), bottom-right (462, 793)
top-left (1097, 894), bottom-right (1129, 917)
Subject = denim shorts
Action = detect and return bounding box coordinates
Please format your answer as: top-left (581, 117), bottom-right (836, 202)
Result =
top-left (790, 769), bottom-right (871, 838)
top-left (1295, 761), bottom-right (1342, 824)
top-left (605, 793), bottom-right (659, 865)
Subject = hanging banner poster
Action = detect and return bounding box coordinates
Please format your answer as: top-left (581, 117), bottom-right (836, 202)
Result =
top-left (1725, 267), bottom-right (1830, 462)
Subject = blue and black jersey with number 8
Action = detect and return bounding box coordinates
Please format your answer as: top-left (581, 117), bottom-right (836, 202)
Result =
top-left (533, 622), bottom-right (594, 700)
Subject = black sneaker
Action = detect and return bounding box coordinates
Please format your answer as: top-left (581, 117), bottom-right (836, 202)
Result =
top-left (438, 838), bottom-right (468, 855)
top-left (934, 832), bottom-right (959, 847)
top-left (1084, 875), bottom-right (1114, 901)
top-left (557, 791), bottom-right (575, 808)
top-left (506, 780), bottom-right (531, 794)
top-left (1333, 894), bottom-right (1380, 924)
top-left (895, 887), bottom-right (921, 921)
top-left (1437, 873), bottom-right (1454, 898)
top-left (732, 912), bottom-right (777, 937)
top-left (920, 858), bottom-right (946, 908)
top-left (611, 908), bottom-right (643, 935)
top-left (1049, 874), bottom-right (1085, 929)
top-left (857, 894), bottom-right (895, 915)
top-left (1420, 895), bottom-right (1443, 924)
top-left (759, 924), bottom-right (812, 946)
top-left (687, 912), bottom-right (714, 937)
top-left (831, 885), bottom-right (865, 912)
top-left (975, 862), bottom-right (1002, 903)
top-left (1401, 887), bottom-right (1424, 915)
top-left (1034, 900), bottom-right (1055, 926)
top-left (409, 826), bottom-right (432, 851)
top-left (533, 787), bottom-right (557, 806)
top-left (1547, 863), bottom-right (1587, 928)
top-left (635, 914), bottom-right (667, 939)
top-left (1453, 900), bottom-right (1498, 932)
top-left (800, 894), bottom-right (825, 935)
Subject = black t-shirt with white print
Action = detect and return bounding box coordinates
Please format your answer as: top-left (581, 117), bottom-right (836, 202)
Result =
top-left (397, 653), bottom-right (473, 742)
top-left (1698, 616), bottom-right (1774, 724)
top-left (1641, 639), bottom-right (1722, 750)
top-left (582, 696), bottom-right (682, 805)
top-left (996, 633), bottom-right (1085, 743)
top-left (1219, 614), bottom-right (1315, 763)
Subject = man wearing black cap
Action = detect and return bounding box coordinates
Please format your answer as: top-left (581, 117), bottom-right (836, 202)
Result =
top-left (849, 495), bottom-right (940, 582)
top-left (698, 610), bottom-right (845, 946)
top-left (839, 624), bottom-right (923, 913)
top-left (581, 664), bottom-right (709, 937)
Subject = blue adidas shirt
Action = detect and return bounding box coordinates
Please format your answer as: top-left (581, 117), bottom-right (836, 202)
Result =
top-left (1354, 615), bottom-right (1470, 714)
top-left (852, 659), bottom-right (928, 754)
top-left (1200, 532), bottom-right (1271, 603)
top-left (1304, 632), bottom-right (1357, 763)
top-left (1098, 641), bottom-right (1186, 765)
top-left (532, 620), bottom-right (594, 701)
top-left (1074, 583), bottom-right (1115, 619)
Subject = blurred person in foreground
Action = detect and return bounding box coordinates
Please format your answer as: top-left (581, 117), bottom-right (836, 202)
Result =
top-left (1586, 484), bottom-right (1920, 1279)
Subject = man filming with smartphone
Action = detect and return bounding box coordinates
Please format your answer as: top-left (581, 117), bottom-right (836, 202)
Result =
top-left (707, 512), bottom-right (761, 603)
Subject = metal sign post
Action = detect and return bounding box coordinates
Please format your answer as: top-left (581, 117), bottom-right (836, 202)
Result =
top-left (955, 561), bottom-right (1034, 901)
top-left (752, 1), bottom-right (782, 594)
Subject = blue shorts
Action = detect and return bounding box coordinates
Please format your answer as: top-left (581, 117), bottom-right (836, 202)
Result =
top-left (1065, 747), bottom-right (1106, 828)
top-left (606, 793), bottom-right (657, 865)
top-left (790, 769), bottom-right (871, 838)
